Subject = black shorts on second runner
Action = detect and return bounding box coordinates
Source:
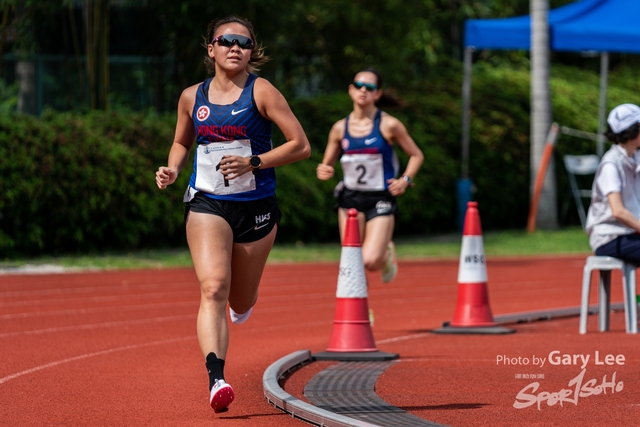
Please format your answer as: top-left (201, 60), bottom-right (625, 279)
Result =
top-left (337, 188), bottom-right (398, 221)
top-left (186, 192), bottom-right (281, 243)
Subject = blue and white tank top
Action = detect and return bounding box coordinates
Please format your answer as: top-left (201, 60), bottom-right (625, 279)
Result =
top-left (340, 110), bottom-right (399, 191)
top-left (187, 73), bottom-right (275, 201)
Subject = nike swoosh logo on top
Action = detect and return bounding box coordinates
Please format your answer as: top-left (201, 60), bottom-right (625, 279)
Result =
top-left (254, 223), bottom-right (269, 231)
top-left (231, 108), bottom-right (249, 115)
top-left (364, 138), bottom-right (377, 145)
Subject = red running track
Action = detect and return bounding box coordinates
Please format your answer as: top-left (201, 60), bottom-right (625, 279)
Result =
top-left (1, 255), bottom-right (639, 426)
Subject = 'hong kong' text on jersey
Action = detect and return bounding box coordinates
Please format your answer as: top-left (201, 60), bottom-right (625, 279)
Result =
top-left (188, 74), bottom-right (275, 201)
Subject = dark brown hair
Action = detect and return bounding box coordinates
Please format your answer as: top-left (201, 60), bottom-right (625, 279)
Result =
top-left (605, 123), bottom-right (640, 144)
top-left (355, 67), bottom-right (404, 108)
top-left (203, 16), bottom-right (270, 74)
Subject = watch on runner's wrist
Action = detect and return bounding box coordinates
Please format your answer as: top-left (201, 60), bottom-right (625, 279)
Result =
top-left (249, 155), bottom-right (262, 170)
top-left (401, 175), bottom-right (414, 187)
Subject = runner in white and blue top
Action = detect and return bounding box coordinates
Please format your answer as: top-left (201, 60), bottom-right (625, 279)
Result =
top-left (188, 73), bottom-right (276, 201)
top-left (316, 68), bottom-right (424, 285)
top-left (155, 16), bottom-right (310, 415)
top-left (340, 109), bottom-right (399, 192)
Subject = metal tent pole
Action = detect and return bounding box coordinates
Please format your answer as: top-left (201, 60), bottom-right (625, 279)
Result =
top-left (461, 46), bottom-right (474, 179)
top-left (597, 52), bottom-right (609, 158)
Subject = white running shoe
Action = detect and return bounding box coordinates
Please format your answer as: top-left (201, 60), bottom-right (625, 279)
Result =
top-left (229, 307), bottom-right (252, 324)
top-left (209, 379), bottom-right (234, 413)
top-left (381, 241), bottom-right (398, 283)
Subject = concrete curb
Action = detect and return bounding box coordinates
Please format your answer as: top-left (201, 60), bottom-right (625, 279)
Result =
top-left (263, 349), bottom-right (381, 427)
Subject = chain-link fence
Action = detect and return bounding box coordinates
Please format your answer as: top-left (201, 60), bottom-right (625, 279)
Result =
top-left (1, 53), bottom-right (176, 115)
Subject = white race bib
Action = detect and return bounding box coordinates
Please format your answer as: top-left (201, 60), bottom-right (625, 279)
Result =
top-left (194, 139), bottom-right (255, 195)
top-left (341, 153), bottom-right (385, 191)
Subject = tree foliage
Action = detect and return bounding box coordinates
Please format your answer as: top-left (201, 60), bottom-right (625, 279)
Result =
top-left (0, 0), bottom-right (579, 110)
top-left (3, 0), bottom-right (640, 256)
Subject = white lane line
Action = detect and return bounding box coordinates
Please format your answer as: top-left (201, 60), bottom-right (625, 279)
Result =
top-left (0, 301), bottom-right (197, 320)
top-left (0, 281), bottom-right (195, 298)
top-left (0, 294), bottom-right (333, 319)
top-left (376, 333), bottom-right (432, 344)
top-left (239, 320), bottom-right (330, 333)
top-left (0, 336), bottom-right (194, 385)
top-left (0, 291), bottom-right (197, 308)
top-left (0, 314), bottom-right (194, 338)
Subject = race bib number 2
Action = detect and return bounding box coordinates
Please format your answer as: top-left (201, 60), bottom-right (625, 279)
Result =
top-left (194, 139), bottom-right (256, 195)
top-left (341, 153), bottom-right (385, 191)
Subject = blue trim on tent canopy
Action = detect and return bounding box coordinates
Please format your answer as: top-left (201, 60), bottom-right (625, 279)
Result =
top-left (464, 0), bottom-right (605, 50)
top-left (553, 0), bottom-right (640, 53)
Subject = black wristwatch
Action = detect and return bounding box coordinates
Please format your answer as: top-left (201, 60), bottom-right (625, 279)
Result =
top-left (249, 155), bottom-right (262, 170)
top-left (401, 175), bottom-right (414, 187)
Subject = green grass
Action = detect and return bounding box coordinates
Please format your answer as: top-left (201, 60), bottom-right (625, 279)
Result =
top-left (0, 227), bottom-right (591, 271)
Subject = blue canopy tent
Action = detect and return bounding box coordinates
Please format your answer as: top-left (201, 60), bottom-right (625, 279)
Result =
top-left (553, 0), bottom-right (640, 157)
top-left (553, 1), bottom-right (640, 53)
top-left (462, 0), bottom-right (640, 167)
top-left (458, 0), bottom-right (640, 229)
top-left (464, 0), bottom-right (603, 50)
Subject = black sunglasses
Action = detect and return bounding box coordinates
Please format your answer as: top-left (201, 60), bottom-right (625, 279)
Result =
top-left (352, 81), bottom-right (378, 92)
top-left (212, 34), bottom-right (255, 50)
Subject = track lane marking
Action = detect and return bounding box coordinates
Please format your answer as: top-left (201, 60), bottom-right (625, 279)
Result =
top-left (0, 314), bottom-right (194, 338)
top-left (0, 336), bottom-right (194, 385)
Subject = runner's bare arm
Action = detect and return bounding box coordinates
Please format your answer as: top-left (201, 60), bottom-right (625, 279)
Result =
top-left (252, 77), bottom-right (311, 169)
top-left (382, 114), bottom-right (423, 195)
top-left (156, 86), bottom-right (197, 189)
top-left (317, 121), bottom-right (345, 180)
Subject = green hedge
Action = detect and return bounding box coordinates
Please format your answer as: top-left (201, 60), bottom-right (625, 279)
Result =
top-left (0, 110), bottom-right (186, 256)
top-left (1, 63), bottom-right (638, 256)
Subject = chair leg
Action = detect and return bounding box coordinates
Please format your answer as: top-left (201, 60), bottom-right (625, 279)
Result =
top-left (599, 270), bottom-right (611, 332)
top-left (579, 267), bottom-right (592, 334)
top-left (633, 270), bottom-right (639, 334)
top-left (622, 264), bottom-right (638, 334)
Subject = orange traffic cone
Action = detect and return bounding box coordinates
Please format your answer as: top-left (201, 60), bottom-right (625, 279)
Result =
top-left (434, 202), bottom-right (515, 335)
top-left (315, 208), bottom-right (398, 361)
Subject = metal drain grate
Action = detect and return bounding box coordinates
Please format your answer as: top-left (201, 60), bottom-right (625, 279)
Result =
top-left (304, 361), bottom-right (448, 427)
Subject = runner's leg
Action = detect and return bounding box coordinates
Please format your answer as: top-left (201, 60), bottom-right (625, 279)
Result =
top-left (361, 215), bottom-right (395, 272)
top-left (227, 225), bottom-right (278, 315)
top-left (186, 211), bottom-right (233, 360)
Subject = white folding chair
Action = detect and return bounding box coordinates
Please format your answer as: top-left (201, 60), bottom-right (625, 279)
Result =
top-left (579, 255), bottom-right (638, 334)
top-left (563, 154), bottom-right (600, 228)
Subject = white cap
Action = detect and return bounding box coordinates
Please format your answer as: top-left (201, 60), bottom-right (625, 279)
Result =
top-left (607, 103), bottom-right (640, 134)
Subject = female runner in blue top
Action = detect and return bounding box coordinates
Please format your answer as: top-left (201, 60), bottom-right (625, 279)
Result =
top-left (155, 16), bottom-right (310, 414)
top-left (316, 68), bottom-right (423, 284)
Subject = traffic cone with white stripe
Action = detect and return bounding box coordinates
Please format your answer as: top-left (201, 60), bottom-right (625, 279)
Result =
top-left (434, 202), bottom-right (514, 334)
top-left (314, 208), bottom-right (398, 361)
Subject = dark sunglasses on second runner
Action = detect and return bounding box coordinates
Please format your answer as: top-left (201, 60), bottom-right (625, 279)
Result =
top-left (352, 81), bottom-right (378, 92)
top-left (212, 34), bottom-right (255, 50)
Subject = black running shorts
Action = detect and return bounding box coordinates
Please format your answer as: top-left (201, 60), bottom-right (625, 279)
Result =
top-left (337, 188), bottom-right (398, 221)
top-left (186, 192), bottom-right (281, 243)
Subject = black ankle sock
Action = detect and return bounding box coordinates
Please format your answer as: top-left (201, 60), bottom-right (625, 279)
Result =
top-left (205, 352), bottom-right (225, 390)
